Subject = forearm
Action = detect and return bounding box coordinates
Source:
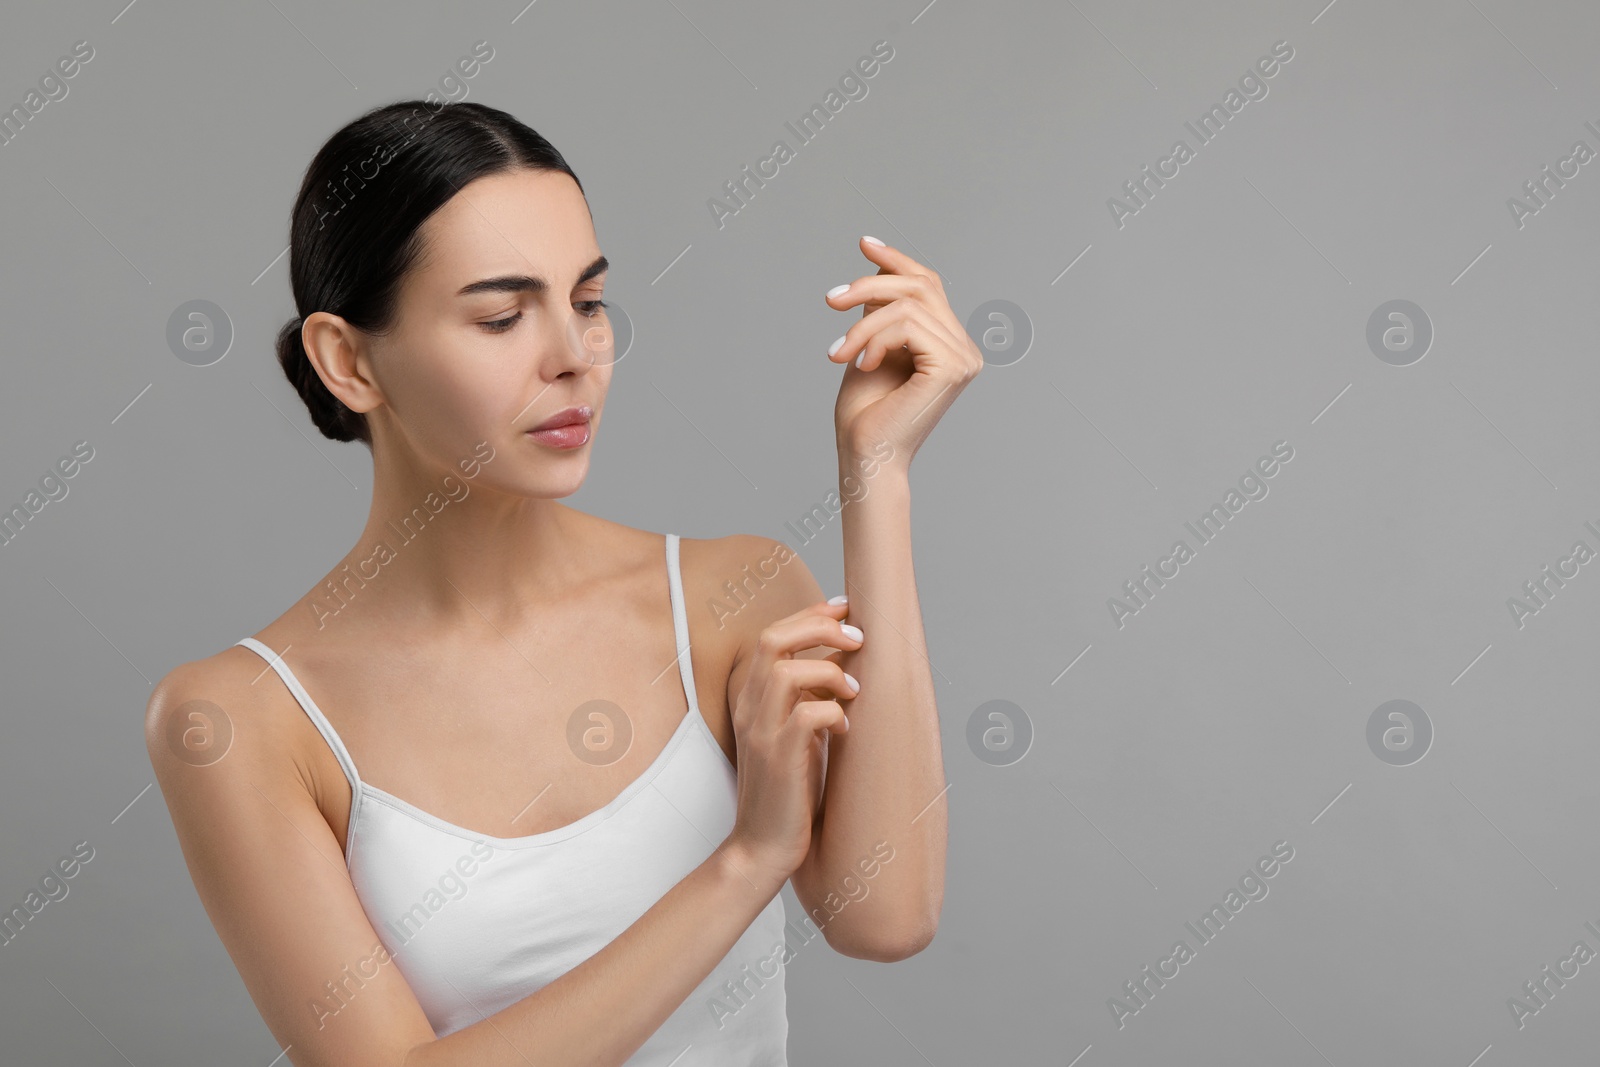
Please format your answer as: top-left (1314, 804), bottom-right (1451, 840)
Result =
top-left (403, 842), bottom-right (783, 1067)
top-left (805, 446), bottom-right (946, 954)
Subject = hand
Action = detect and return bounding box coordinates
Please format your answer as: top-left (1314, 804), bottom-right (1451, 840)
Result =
top-left (723, 600), bottom-right (862, 887)
top-left (825, 236), bottom-right (983, 463)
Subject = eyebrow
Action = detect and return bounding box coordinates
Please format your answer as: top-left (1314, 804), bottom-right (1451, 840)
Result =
top-left (456, 254), bottom-right (609, 297)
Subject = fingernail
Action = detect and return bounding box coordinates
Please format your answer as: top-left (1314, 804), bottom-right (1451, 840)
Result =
top-left (829, 335), bottom-right (847, 357)
top-left (842, 714), bottom-right (850, 730)
top-left (855, 352), bottom-right (866, 369)
top-left (827, 594), bottom-right (849, 605)
top-left (862, 235), bottom-right (885, 246)
top-left (840, 623), bottom-right (864, 642)
top-left (826, 284), bottom-right (851, 299)
top-left (843, 672), bottom-right (860, 693)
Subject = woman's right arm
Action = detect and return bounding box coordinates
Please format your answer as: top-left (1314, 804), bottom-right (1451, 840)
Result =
top-left (145, 620), bottom-right (853, 1067)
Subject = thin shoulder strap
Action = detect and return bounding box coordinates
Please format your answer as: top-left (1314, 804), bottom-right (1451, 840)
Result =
top-left (234, 637), bottom-right (362, 793)
top-left (664, 533), bottom-right (701, 713)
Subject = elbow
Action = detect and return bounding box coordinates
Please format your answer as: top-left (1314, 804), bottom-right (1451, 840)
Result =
top-left (825, 914), bottom-right (938, 963)
top-left (401, 1039), bottom-right (437, 1067)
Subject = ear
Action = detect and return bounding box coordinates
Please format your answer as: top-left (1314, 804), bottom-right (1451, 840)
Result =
top-left (303, 311), bottom-right (384, 415)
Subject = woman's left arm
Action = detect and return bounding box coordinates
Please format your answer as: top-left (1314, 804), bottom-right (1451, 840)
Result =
top-left (789, 236), bottom-right (983, 962)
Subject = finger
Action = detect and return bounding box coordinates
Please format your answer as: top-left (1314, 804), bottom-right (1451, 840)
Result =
top-left (824, 274), bottom-right (932, 315)
top-left (759, 659), bottom-right (859, 712)
top-left (787, 698), bottom-right (850, 738)
top-left (883, 303), bottom-right (974, 370)
top-left (751, 609), bottom-right (863, 676)
top-left (827, 300), bottom-right (915, 365)
top-left (770, 598), bottom-right (851, 628)
top-left (840, 306), bottom-right (956, 372)
top-left (857, 236), bottom-right (943, 293)
top-left (763, 602), bottom-right (854, 660)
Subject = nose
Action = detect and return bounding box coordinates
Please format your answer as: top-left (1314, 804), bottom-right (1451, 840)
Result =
top-left (547, 308), bottom-right (612, 378)
top-left (570, 309), bottom-right (615, 369)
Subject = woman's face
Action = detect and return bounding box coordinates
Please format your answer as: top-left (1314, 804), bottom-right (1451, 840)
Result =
top-left (364, 167), bottom-right (611, 497)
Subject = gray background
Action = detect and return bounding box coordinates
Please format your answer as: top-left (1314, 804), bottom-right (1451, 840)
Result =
top-left (2, 0), bottom-right (1598, 1063)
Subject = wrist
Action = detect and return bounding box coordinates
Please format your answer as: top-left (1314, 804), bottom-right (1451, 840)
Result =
top-left (837, 435), bottom-right (909, 484)
top-left (715, 838), bottom-right (791, 900)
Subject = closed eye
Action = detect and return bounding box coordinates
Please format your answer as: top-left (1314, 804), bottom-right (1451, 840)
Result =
top-left (480, 300), bottom-right (606, 333)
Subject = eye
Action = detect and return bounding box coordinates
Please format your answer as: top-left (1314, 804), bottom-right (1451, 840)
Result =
top-left (577, 300), bottom-right (607, 318)
top-left (480, 311), bottom-right (521, 333)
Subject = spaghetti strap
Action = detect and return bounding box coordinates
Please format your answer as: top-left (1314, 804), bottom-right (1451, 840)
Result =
top-left (234, 637), bottom-right (362, 794)
top-left (665, 533), bottom-right (701, 714)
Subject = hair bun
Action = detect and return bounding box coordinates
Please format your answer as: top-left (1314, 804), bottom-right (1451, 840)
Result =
top-left (274, 314), bottom-right (363, 443)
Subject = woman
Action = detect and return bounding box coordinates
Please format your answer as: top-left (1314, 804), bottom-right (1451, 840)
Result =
top-left (144, 99), bottom-right (975, 1067)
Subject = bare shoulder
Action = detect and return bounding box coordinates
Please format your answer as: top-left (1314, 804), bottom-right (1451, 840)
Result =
top-left (143, 644), bottom-right (318, 796)
top-left (676, 532), bottom-right (831, 679)
top-left (145, 648), bottom-right (255, 765)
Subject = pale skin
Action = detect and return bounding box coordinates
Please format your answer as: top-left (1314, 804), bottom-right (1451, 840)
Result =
top-left (144, 167), bottom-right (978, 1067)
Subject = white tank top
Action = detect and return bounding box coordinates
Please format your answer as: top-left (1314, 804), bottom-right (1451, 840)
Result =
top-left (236, 533), bottom-right (791, 1064)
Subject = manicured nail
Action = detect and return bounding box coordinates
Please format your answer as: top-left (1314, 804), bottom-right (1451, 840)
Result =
top-left (826, 284), bottom-right (851, 299)
top-left (862, 235), bottom-right (885, 246)
top-left (829, 335), bottom-right (847, 357)
top-left (840, 623), bottom-right (864, 642)
top-left (842, 714), bottom-right (850, 730)
top-left (855, 352), bottom-right (866, 369)
top-left (843, 672), bottom-right (860, 693)
top-left (827, 594), bottom-right (849, 605)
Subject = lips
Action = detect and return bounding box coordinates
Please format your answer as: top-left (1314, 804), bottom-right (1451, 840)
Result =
top-left (528, 405), bottom-right (592, 432)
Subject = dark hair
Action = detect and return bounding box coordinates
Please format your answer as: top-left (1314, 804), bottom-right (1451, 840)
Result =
top-left (275, 100), bottom-right (584, 445)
